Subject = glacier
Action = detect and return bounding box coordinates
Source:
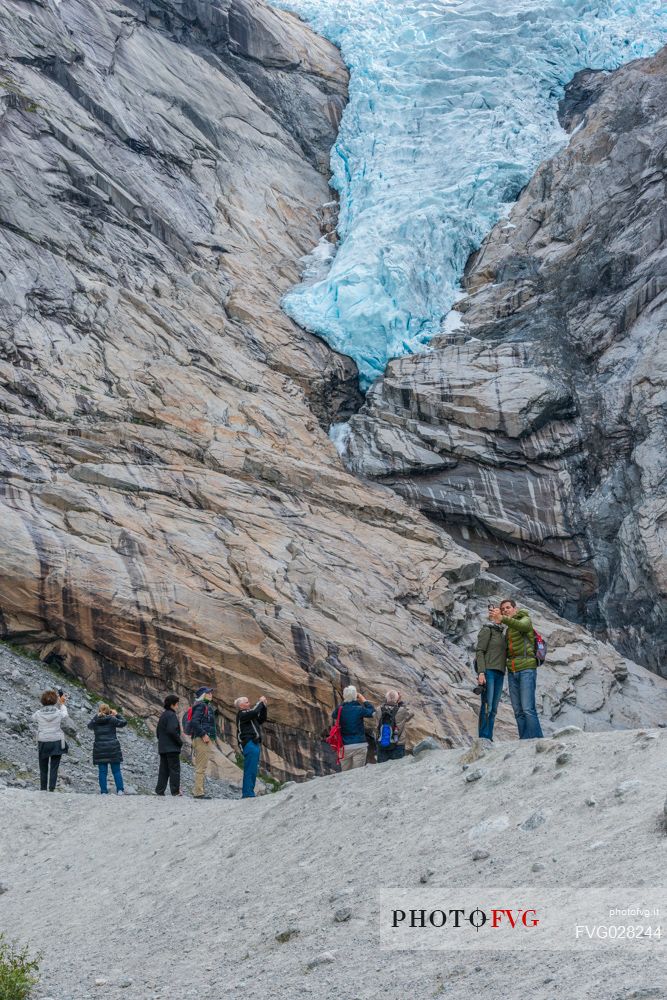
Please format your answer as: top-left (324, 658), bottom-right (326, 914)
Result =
top-left (271, 0), bottom-right (667, 385)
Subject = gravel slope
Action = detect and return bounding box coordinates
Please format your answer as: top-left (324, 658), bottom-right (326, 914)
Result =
top-left (1, 728), bottom-right (665, 1000)
top-left (0, 643), bottom-right (239, 798)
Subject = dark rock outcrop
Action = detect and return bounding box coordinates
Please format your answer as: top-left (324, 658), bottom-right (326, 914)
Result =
top-left (347, 48), bottom-right (667, 675)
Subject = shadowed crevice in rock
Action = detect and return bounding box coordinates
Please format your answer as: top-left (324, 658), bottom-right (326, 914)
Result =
top-left (120, 0), bottom-right (348, 172)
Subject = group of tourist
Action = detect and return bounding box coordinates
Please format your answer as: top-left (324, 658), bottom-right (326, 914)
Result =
top-left (32, 684), bottom-right (271, 800)
top-left (31, 599), bottom-right (544, 796)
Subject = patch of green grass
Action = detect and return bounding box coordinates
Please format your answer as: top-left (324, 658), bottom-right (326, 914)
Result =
top-left (126, 715), bottom-right (153, 739)
top-left (260, 772), bottom-right (284, 793)
top-left (0, 934), bottom-right (41, 1000)
top-left (0, 639), bottom-right (41, 662)
top-left (234, 751), bottom-right (283, 791)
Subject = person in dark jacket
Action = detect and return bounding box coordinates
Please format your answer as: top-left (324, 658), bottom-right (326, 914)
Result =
top-left (190, 686), bottom-right (217, 799)
top-left (155, 694), bottom-right (183, 797)
top-left (376, 689), bottom-right (413, 763)
top-left (490, 599), bottom-right (543, 739)
top-left (87, 703), bottom-right (127, 794)
top-left (235, 695), bottom-right (268, 798)
top-left (331, 686), bottom-right (374, 771)
top-left (476, 610), bottom-right (507, 741)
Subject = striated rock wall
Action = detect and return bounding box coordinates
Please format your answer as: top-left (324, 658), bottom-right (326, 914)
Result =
top-left (0, 0), bottom-right (489, 779)
top-left (1, 2), bottom-right (665, 778)
top-left (347, 48), bottom-right (667, 676)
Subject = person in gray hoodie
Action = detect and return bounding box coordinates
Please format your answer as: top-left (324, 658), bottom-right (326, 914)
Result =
top-left (33, 689), bottom-right (69, 791)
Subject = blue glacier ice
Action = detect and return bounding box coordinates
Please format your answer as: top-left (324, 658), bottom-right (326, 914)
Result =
top-left (271, 0), bottom-right (667, 385)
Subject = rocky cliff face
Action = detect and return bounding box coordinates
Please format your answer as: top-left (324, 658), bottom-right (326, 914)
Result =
top-left (1, 2), bottom-right (665, 780)
top-left (347, 48), bottom-right (667, 676)
top-left (0, 0), bottom-right (488, 779)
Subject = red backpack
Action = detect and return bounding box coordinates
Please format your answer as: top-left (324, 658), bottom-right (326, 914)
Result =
top-left (182, 703), bottom-right (210, 737)
top-left (326, 706), bottom-right (344, 764)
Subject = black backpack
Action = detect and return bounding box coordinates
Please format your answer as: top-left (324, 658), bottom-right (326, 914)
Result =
top-left (377, 704), bottom-right (399, 748)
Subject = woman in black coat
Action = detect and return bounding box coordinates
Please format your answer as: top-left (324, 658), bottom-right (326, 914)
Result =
top-left (155, 694), bottom-right (183, 796)
top-left (87, 703), bottom-right (127, 795)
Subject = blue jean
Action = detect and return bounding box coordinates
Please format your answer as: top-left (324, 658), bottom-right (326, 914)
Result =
top-left (242, 740), bottom-right (260, 798)
top-left (507, 669), bottom-right (543, 739)
top-left (98, 761), bottom-right (124, 794)
top-left (478, 669), bottom-right (504, 740)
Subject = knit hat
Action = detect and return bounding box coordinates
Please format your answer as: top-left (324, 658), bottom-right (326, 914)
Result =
top-left (195, 686), bottom-right (213, 699)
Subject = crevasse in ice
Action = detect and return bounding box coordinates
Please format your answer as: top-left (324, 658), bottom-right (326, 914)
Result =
top-left (271, 0), bottom-right (667, 385)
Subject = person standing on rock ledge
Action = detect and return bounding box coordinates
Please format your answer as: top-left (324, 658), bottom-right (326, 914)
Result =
top-left (235, 695), bottom-right (268, 798)
top-left (33, 689), bottom-right (69, 792)
top-left (155, 694), bottom-right (183, 797)
top-left (190, 687), bottom-right (217, 800)
top-left (332, 686), bottom-right (375, 771)
top-left (490, 600), bottom-right (543, 740)
top-left (475, 608), bottom-right (507, 741)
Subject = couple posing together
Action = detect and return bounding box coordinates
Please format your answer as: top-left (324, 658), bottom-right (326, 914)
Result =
top-left (476, 598), bottom-right (545, 742)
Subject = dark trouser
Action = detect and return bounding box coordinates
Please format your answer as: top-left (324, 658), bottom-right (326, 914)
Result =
top-left (478, 669), bottom-right (504, 741)
top-left (98, 761), bottom-right (124, 794)
top-left (507, 668), bottom-right (543, 739)
top-left (377, 744), bottom-right (405, 763)
top-left (39, 754), bottom-right (61, 791)
top-left (156, 752), bottom-right (181, 796)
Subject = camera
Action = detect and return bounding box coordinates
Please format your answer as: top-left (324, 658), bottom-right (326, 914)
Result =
top-left (473, 684), bottom-right (485, 696)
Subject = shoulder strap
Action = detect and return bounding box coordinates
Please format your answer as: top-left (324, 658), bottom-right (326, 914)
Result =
top-left (379, 703), bottom-right (397, 726)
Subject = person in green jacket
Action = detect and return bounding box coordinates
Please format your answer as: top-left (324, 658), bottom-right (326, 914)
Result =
top-left (490, 599), bottom-right (543, 739)
top-left (475, 612), bottom-right (506, 741)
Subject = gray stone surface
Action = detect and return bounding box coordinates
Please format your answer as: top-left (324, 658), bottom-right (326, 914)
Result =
top-left (346, 48), bottom-right (667, 676)
top-left (2, 727), bottom-right (665, 999)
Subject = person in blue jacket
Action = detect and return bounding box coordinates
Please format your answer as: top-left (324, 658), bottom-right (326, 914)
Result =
top-left (331, 686), bottom-right (374, 771)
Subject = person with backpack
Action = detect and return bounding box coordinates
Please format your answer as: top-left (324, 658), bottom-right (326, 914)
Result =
top-left (490, 599), bottom-right (544, 739)
top-left (187, 686), bottom-right (216, 800)
top-left (33, 689), bottom-right (69, 791)
top-left (376, 690), bottom-right (413, 763)
top-left (234, 695), bottom-right (268, 798)
top-left (330, 686), bottom-right (374, 771)
top-left (87, 703), bottom-right (128, 794)
top-left (155, 694), bottom-right (183, 797)
top-left (475, 610), bottom-right (507, 741)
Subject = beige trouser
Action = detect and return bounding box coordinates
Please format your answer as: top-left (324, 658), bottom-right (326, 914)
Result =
top-left (340, 743), bottom-right (368, 771)
top-left (192, 737), bottom-right (212, 796)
